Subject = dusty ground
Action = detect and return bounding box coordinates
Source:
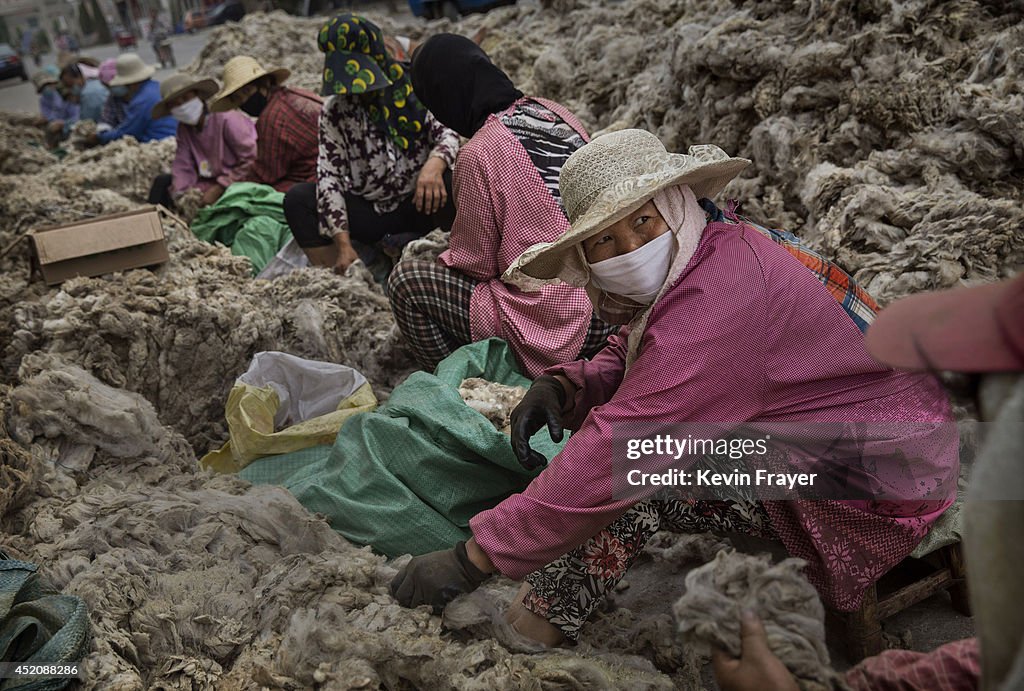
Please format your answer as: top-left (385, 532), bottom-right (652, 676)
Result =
top-left (1, 0), bottom-right (1018, 687)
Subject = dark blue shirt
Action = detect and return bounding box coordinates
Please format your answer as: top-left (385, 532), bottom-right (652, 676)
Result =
top-left (98, 79), bottom-right (177, 144)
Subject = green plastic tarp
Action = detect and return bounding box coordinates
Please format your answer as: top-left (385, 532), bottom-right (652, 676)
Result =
top-left (240, 339), bottom-right (566, 557)
top-left (0, 552), bottom-right (90, 691)
top-left (190, 182), bottom-right (292, 275)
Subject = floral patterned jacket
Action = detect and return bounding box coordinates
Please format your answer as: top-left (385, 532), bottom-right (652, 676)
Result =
top-left (316, 95), bottom-right (460, 238)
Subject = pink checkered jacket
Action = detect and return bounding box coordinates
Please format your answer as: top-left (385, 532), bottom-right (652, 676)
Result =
top-left (438, 97), bottom-right (595, 378)
top-left (471, 220), bottom-right (959, 612)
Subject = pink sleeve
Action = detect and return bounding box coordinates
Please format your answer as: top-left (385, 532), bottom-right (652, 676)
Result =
top-left (844, 639), bottom-right (980, 691)
top-left (216, 112), bottom-right (258, 188)
top-left (438, 141), bottom-right (500, 281)
top-left (470, 267), bottom-right (769, 579)
top-left (544, 328), bottom-right (629, 430)
top-left (170, 128), bottom-right (198, 197)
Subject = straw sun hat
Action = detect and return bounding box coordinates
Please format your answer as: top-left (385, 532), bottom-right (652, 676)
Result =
top-left (209, 56), bottom-right (290, 113)
top-left (505, 129), bottom-right (750, 288)
top-left (58, 53), bottom-right (100, 70)
top-left (32, 69), bottom-right (59, 92)
top-left (108, 53), bottom-right (156, 86)
top-left (151, 73), bottom-right (218, 119)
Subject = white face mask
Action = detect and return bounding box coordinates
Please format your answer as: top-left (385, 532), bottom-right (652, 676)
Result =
top-left (170, 97), bottom-right (204, 126)
top-left (587, 231), bottom-right (676, 304)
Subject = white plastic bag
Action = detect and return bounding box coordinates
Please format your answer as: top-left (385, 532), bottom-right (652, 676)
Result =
top-left (256, 237), bottom-right (310, 281)
top-left (237, 351), bottom-right (367, 430)
top-left (201, 352), bottom-right (376, 473)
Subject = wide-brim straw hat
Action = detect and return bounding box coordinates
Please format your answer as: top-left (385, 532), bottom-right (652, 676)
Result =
top-left (504, 129), bottom-right (750, 288)
top-left (866, 272), bottom-right (1024, 373)
top-left (58, 53), bottom-right (100, 69)
top-left (32, 70), bottom-right (59, 91)
top-left (151, 73), bottom-right (219, 118)
top-left (209, 56), bottom-right (290, 113)
top-left (108, 53), bottom-right (156, 86)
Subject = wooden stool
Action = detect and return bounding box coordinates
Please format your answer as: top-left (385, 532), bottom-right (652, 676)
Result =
top-left (830, 541), bottom-right (970, 662)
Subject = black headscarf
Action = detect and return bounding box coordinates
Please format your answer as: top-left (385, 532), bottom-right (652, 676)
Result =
top-left (410, 34), bottom-right (523, 138)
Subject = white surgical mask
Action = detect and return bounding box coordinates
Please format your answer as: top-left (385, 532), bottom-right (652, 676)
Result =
top-left (587, 231), bottom-right (676, 304)
top-left (171, 97), bottom-right (204, 126)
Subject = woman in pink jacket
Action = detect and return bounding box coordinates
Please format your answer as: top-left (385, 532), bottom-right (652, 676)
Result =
top-left (388, 34), bottom-right (616, 378)
top-left (391, 130), bottom-right (959, 646)
top-left (148, 73), bottom-right (257, 210)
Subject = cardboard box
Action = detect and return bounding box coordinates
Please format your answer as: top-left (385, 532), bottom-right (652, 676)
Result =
top-left (28, 207), bottom-right (169, 286)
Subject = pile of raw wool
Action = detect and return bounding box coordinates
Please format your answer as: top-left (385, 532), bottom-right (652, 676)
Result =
top-left (186, 10), bottom-right (428, 92)
top-left (0, 112), bottom-right (417, 453)
top-left (2, 0), bottom-right (1013, 683)
top-left (447, 0), bottom-right (1024, 304)
top-left (45, 136), bottom-right (177, 203)
top-left (400, 228), bottom-right (451, 263)
top-left (673, 550), bottom-right (849, 691)
top-left (458, 378), bottom-right (528, 433)
top-left (185, 0), bottom-right (1024, 305)
top-left (0, 118), bottom-right (175, 273)
top-left (0, 115), bottom-right (56, 175)
top-left (0, 361), bottom-right (700, 689)
top-left (1, 217), bottom-right (414, 453)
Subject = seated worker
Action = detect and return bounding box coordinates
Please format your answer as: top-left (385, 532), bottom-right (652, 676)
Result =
top-left (33, 67), bottom-right (78, 148)
top-left (82, 53), bottom-right (177, 146)
top-left (60, 60), bottom-right (109, 123)
top-left (147, 73), bottom-right (257, 210)
top-left (209, 56), bottom-right (321, 193)
top-left (390, 130), bottom-right (959, 646)
top-left (714, 273), bottom-right (1024, 691)
top-left (283, 13), bottom-right (459, 273)
top-left (388, 34), bottom-right (616, 378)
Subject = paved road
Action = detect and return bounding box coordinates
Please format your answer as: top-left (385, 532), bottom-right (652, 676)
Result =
top-left (0, 30), bottom-right (212, 114)
top-left (0, 0), bottom-right (422, 114)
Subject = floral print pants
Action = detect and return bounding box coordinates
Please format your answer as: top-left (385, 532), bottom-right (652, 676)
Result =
top-left (522, 499), bottom-right (776, 641)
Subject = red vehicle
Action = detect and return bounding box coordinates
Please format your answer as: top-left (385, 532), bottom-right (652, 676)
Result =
top-left (185, 1), bottom-right (244, 32)
top-left (183, 8), bottom-right (208, 32)
top-left (113, 26), bottom-right (137, 49)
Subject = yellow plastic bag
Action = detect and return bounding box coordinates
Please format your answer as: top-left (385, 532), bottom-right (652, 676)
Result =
top-left (200, 352), bottom-right (378, 473)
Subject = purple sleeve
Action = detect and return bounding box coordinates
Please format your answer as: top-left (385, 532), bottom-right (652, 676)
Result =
top-left (470, 268), bottom-right (769, 579)
top-left (216, 112), bottom-right (258, 188)
top-left (39, 92), bottom-right (63, 121)
top-left (544, 328), bottom-right (630, 430)
top-left (63, 100), bottom-right (81, 124)
top-left (170, 125), bottom-right (198, 196)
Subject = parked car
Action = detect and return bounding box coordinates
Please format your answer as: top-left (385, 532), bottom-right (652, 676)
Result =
top-left (113, 26), bottom-right (137, 49)
top-left (185, 0), bottom-right (244, 31)
top-left (0, 43), bottom-right (28, 82)
top-left (408, 0), bottom-right (513, 20)
top-left (207, 0), bottom-right (245, 26)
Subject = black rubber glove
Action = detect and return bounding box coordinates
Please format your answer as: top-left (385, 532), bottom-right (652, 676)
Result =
top-left (510, 374), bottom-right (567, 471)
top-left (389, 541), bottom-right (490, 613)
